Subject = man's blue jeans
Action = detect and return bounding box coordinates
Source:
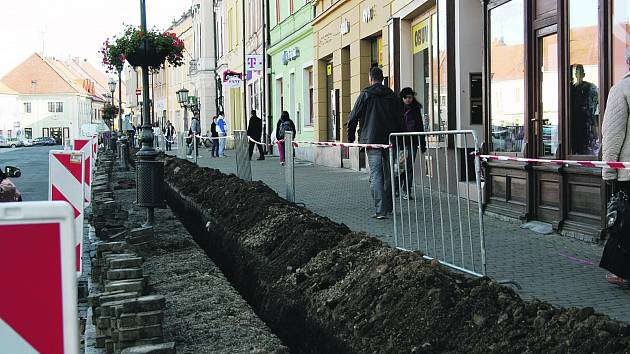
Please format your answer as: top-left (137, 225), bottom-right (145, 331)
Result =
top-left (367, 148), bottom-right (392, 216)
top-left (218, 132), bottom-right (227, 156)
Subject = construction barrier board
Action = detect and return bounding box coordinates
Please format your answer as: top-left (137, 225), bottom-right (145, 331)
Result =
top-left (73, 138), bottom-right (93, 206)
top-left (0, 201), bottom-right (79, 354)
top-left (49, 150), bottom-right (85, 276)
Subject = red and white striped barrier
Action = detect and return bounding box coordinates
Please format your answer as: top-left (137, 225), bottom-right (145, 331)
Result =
top-left (73, 138), bottom-right (94, 206)
top-left (49, 150), bottom-right (85, 276)
top-left (477, 154), bottom-right (630, 170)
top-left (292, 140), bottom-right (391, 149)
top-left (0, 201), bottom-right (79, 354)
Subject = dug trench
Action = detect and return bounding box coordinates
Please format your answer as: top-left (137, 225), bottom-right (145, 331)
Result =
top-left (163, 156), bottom-right (630, 353)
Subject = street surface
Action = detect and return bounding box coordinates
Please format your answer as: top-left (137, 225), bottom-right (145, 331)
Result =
top-left (0, 146), bottom-right (57, 201)
top-left (168, 145), bottom-right (630, 323)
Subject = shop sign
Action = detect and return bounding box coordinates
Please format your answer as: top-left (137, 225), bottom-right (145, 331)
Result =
top-left (412, 19), bottom-right (430, 54)
top-left (282, 48), bottom-right (300, 65)
top-left (223, 70), bottom-right (242, 88)
top-left (362, 5), bottom-right (375, 23)
top-left (327, 64), bottom-right (333, 76)
top-left (340, 18), bottom-right (350, 35)
top-left (245, 55), bottom-right (263, 71)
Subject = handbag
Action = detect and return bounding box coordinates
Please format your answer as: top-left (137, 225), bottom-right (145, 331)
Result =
top-left (599, 188), bottom-right (630, 279)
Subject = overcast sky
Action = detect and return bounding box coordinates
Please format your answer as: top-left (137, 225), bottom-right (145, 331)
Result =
top-left (0, 0), bottom-right (191, 77)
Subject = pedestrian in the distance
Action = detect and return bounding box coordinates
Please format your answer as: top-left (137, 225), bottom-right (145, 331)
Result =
top-left (217, 111), bottom-right (228, 157)
top-left (275, 111), bottom-right (296, 166)
top-left (348, 66), bottom-right (403, 219)
top-left (164, 121), bottom-right (175, 152)
top-left (187, 114), bottom-right (201, 158)
top-left (600, 48), bottom-right (630, 288)
top-left (396, 87), bottom-right (427, 199)
top-left (247, 110), bottom-right (265, 160)
top-left (210, 116), bottom-right (220, 157)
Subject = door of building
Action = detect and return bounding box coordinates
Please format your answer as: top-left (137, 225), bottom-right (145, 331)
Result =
top-left (326, 62), bottom-right (334, 141)
top-left (531, 27), bottom-right (561, 222)
top-left (49, 127), bottom-right (63, 145)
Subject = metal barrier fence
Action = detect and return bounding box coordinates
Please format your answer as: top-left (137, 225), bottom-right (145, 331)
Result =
top-left (389, 130), bottom-right (486, 277)
top-left (234, 131), bottom-right (252, 181)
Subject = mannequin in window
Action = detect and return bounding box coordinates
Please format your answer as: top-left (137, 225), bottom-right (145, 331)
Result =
top-left (570, 64), bottom-right (599, 155)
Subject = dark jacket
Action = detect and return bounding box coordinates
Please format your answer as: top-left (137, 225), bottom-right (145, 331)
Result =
top-left (247, 115), bottom-right (263, 139)
top-left (402, 103), bottom-right (427, 152)
top-left (347, 83), bottom-right (403, 145)
top-left (276, 117), bottom-right (296, 140)
top-left (211, 122), bottom-right (219, 137)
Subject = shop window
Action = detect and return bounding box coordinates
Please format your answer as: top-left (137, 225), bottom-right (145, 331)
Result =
top-left (568, 0), bottom-right (599, 156)
top-left (612, 0), bottom-right (630, 84)
top-left (307, 67), bottom-right (314, 126)
top-left (488, 0), bottom-right (525, 153)
top-left (370, 36), bottom-right (383, 68)
top-left (24, 128), bottom-right (32, 140)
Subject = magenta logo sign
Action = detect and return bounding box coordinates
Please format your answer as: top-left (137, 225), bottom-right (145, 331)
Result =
top-left (245, 55), bottom-right (263, 71)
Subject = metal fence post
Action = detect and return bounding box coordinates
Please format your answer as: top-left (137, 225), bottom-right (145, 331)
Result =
top-left (234, 130), bottom-right (252, 181)
top-left (193, 134), bottom-right (198, 165)
top-left (285, 131), bottom-right (295, 203)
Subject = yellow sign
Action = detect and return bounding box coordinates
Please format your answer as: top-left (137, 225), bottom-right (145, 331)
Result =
top-left (327, 64), bottom-right (333, 76)
top-left (412, 19), bottom-right (430, 54)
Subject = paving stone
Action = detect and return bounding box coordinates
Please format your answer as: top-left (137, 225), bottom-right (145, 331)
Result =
top-left (107, 268), bottom-right (143, 281)
top-left (127, 227), bottom-right (154, 245)
top-left (118, 324), bottom-right (163, 342)
top-left (117, 311), bottom-right (164, 329)
top-left (105, 279), bottom-right (145, 294)
top-left (120, 342), bottom-right (176, 354)
top-left (109, 257), bottom-right (144, 269)
top-left (116, 295), bottom-right (166, 316)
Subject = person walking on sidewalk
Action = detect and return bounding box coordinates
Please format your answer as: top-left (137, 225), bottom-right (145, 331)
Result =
top-left (217, 111), bottom-right (228, 157)
top-left (248, 110), bottom-right (265, 160)
top-left (164, 121), bottom-right (175, 152)
top-left (275, 111), bottom-right (296, 166)
top-left (187, 115), bottom-right (201, 159)
top-left (600, 48), bottom-right (630, 288)
top-left (348, 66), bottom-right (403, 220)
top-left (210, 116), bottom-right (220, 158)
top-left (396, 87), bottom-right (427, 200)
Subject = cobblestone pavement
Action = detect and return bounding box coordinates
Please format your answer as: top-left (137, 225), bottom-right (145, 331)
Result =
top-left (168, 147), bottom-right (630, 322)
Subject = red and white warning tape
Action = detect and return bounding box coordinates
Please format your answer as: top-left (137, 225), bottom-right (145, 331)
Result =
top-left (292, 140), bottom-right (391, 149)
top-left (247, 136), bottom-right (392, 149)
top-left (477, 154), bottom-right (630, 170)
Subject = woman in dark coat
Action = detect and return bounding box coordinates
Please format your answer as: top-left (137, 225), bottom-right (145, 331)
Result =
top-left (397, 87), bottom-right (427, 199)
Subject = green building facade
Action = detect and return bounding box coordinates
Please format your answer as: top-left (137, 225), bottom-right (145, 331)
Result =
top-left (268, 2), bottom-right (315, 159)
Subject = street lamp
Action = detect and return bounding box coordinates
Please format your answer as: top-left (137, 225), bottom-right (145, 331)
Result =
top-left (108, 78), bottom-right (117, 150)
top-left (136, 0), bottom-right (164, 228)
top-left (176, 87), bottom-right (190, 131)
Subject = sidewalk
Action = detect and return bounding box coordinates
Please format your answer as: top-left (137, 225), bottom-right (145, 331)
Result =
top-left (168, 148), bottom-right (630, 322)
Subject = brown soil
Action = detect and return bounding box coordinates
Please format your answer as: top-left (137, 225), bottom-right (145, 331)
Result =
top-left (164, 156), bottom-right (630, 354)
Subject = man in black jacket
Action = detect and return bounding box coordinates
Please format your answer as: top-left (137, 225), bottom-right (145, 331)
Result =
top-left (348, 66), bottom-right (403, 219)
top-left (247, 110), bottom-right (265, 160)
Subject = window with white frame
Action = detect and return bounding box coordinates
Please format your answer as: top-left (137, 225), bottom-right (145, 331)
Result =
top-left (48, 102), bottom-right (63, 113)
top-left (23, 102), bottom-right (31, 113)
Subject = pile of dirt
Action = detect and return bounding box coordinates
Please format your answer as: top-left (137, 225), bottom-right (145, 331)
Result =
top-left (163, 156), bottom-right (630, 353)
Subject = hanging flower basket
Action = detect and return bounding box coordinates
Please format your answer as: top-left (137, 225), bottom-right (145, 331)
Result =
top-left (101, 25), bottom-right (185, 73)
top-left (125, 41), bottom-right (166, 68)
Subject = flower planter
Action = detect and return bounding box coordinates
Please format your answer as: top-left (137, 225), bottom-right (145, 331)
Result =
top-left (125, 41), bottom-right (167, 68)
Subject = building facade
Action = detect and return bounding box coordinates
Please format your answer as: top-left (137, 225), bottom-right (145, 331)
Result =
top-left (268, 0), bottom-right (315, 159)
top-left (481, 0), bottom-right (630, 239)
top-left (1, 53), bottom-right (104, 143)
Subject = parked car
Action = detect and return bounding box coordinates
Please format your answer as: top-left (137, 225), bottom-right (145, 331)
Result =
top-left (32, 137), bottom-right (57, 146)
top-left (22, 139), bottom-right (33, 147)
top-left (0, 138), bottom-right (24, 148)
